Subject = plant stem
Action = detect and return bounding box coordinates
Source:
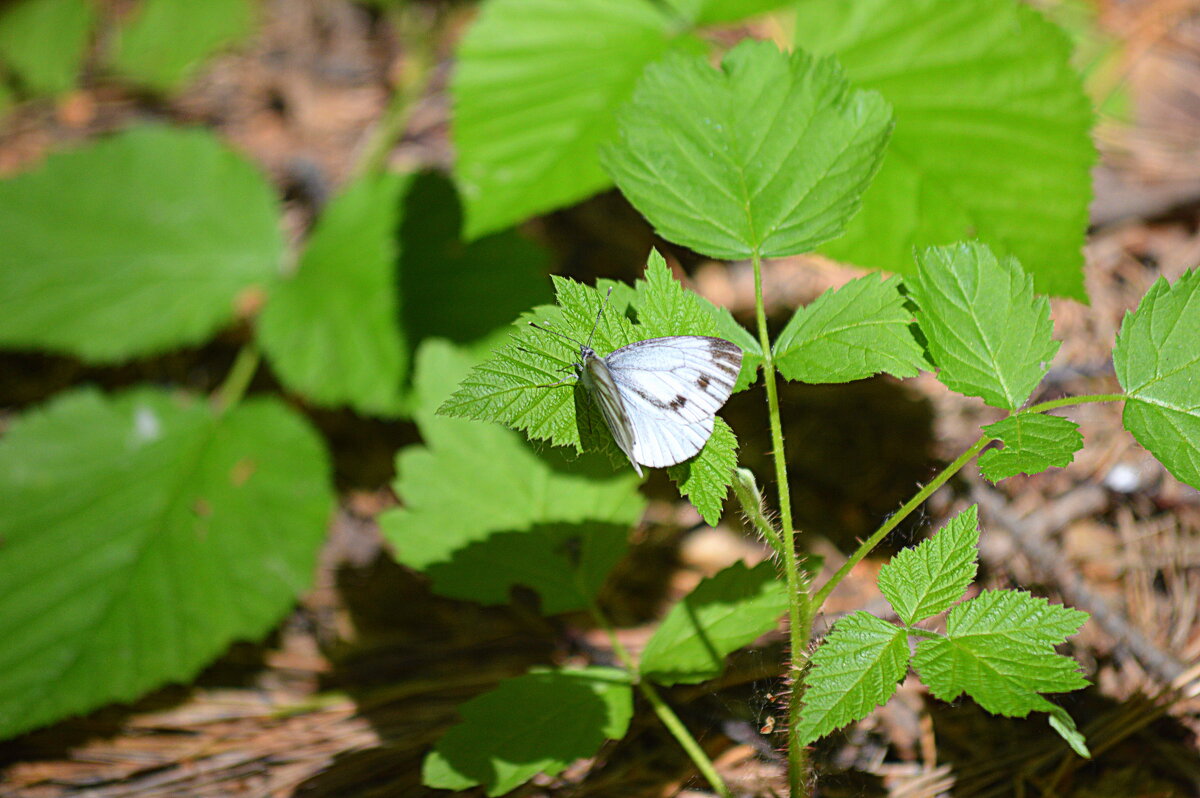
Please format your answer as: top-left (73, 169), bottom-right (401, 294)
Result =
top-left (351, 6), bottom-right (436, 180)
top-left (212, 344), bottom-right (260, 413)
top-left (588, 603), bottom-right (731, 798)
top-left (811, 433), bottom-right (991, 613)
top-left (748, 251), bottom-right (810, 795)
top-left (1027, 393), bottom-right (1125, 413)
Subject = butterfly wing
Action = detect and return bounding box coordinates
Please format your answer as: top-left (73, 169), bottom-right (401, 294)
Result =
top-left (582, 353), bottom-right (643, 476)
top-left (604, 336), bottom-right (742, 468)
top-left (604, 336), bottom-right (742, 424)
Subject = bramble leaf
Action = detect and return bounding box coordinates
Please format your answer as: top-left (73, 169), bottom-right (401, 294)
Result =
top-left (1113, 269), bottom-right (1200, 490)
top-left (258, 173), bottom-right (410, 415)
top-left (794, 0), bottom-right (1095, 299)
top-left (0, 388), bottom-right (333, 740)
top-left (796, 611), bottom-right (909, 744)
top-left (380, 341), bottom-right (644, 611)
top-left (453, 0), bottom-right (693, 238)
top-left (603, 40), bottom-right (891, 260)
top-left (0, 127), bottom-right (283, 362)
top-left (910, 242), bottom-right (1059, 410)
top-left (878, 505), bottom-right (979, 627)
top-left (438, 253), bottom-right (745, 521)
top-left (423, 667), bottom-right (633, 796)
top-left (979, 413), bottom-right (1083, 482)
top-left (0, 0), bottom-right (95, 96)
top-left (640, 561), bottom-right (787, 685)
top-left (773, 274), bottom-right (925, 384)
top-left (110, 0), bottom-right (254, 91)
top-left (912, 590), bottom-right (1089, 733)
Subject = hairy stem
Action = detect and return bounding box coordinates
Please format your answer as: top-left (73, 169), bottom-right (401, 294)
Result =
top-left (588, 603), bottom-right (731, 798)
top-left (749, 252), bottom-right (810, 795)
top-left (1027, 393), bottom-right (1125, 413)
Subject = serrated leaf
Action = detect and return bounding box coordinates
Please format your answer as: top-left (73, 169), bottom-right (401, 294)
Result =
top-left (1113, 269), bottom-right (1200, 490)
top-left (440, 254), bottom-right (743, 520)
top-left (258, 173), bottom-right (410, 415)
top-left (796, 611), bottom-right (909, 744)
top-left (110, 0), bottom-right (254, 91)
top-left (639, 560), bottom-right (787, 685)
top-left (398, 171), bottom-right (552, 359)
top-left (453, 0), bottom-right (691, 239)
top-left (794, 0), bottom-right (1095, 299)
top-left (0, 126), bottom-right (283, 363)
top-left (979, 413), bottom-right (1083, 482)
top-left (910, 241), bottom-right (1059, 410)
top-left (878, 505), bottom-right (979, 626)
top-left (423, 667), bottom-right (633, 796)
top-left (602, 40), bottom-right (892, 260)
top-left (912, 590), bottom-right (1088, 719)
top-left (0, 388), bottom-right (333, 740)
top-left (380, 340), bottom-right (644, 610)
top-left (773, 274), bottom-right (925, 384)
top-left (0, 0), bottom-right (95, 96)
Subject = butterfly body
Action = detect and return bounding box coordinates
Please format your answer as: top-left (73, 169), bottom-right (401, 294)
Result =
top-left (575, 336), bottom-right (742, 476)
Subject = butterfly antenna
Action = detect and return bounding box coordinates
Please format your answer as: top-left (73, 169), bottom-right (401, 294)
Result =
top-left (528, 321), bottom-right (584, 348)
top-left (586, 286), bottom-right (615, 349)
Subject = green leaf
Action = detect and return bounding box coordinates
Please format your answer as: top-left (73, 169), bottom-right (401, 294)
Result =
top-left (661, 0), bottom-right (791, 25)
top-left (258, 173), bottom-right (410, 415)
top-left (439, 253), bottom-right (743, 520)
top-left (0, 387), bottom-right (333, 740)
top-left (0, 126), bottom-right (283, 363)
top-left (796, 611), bottom-right (909, 744)
top-left (639, 560), bottom-right (787, 685)
top-left (877, 505), bottom-right (979, 627)
top-left (912, 590), bottom-right (1089, 719)
top-left (979, 413), bottom-right (1083, 482)
top-left (110, 0), bottom-right (254, 91)
top-left (423, 667), bottom-right (633, 796)
top-left (773, 274), bottom-right (925, 384)
top-left (398, 171), bottom-right (552, 358)
top-left (379, 340), bottom-right (645, 609)
top-left (793, 0), bottom-right (1095, 299)
top-left (602, 40), bottom-right (892, 260)
top-left (1113, 269), bottom-right (1200, 490)
top-left (910, 242), bottom-right (1059, 410)
top-left (1047, 703), bottom-right (1092, 758)
top-left (453, 0), bottom-right (689, 238)
top-left (0, 0), bottom-right (95, 96)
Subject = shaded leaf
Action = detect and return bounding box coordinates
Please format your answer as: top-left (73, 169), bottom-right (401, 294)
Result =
top-left (640, 560), bottom-right (787, 685)
top-left (0, 388), bottom-right (333, 740)
top-left (794, 0), bottom-right (1095, 299)
top-left (0, 0), bottom-right (95, 96)
top-left (258, 173), bottom-right (410, 415)
top-left (423, 667), bottom-right (633, 796)
top-left (0, 127), bottom-right (283, 362)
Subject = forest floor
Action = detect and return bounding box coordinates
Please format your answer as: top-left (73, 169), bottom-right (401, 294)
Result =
top-left (1, 1), bottom-right (1198, 796)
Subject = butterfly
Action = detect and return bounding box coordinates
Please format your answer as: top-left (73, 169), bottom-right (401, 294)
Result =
top-left (531, 290), bottom-right (742, 476)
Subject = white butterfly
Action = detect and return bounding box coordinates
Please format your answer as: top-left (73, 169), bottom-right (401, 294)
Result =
top-left (532, 291), bottom-right (743, 476)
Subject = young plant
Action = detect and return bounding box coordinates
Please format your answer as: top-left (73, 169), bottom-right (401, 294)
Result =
top-left (419, 33), bottom-right (1200, 798)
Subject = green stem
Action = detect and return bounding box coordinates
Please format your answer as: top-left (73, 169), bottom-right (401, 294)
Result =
top-left (749, 252), bottom-right (810, 795)
top-left (212, 344), bottom-right (260, 413)
top-left (588, 603), bottom-right (731, 798)
top-left (1027, 393), bottom-right (1125, 413)
top-left (351, 7), bottom-right (435, 180)
top-left (811, 433), bottom-right (991, 613)
top-left (731, 467), bottom-right (787, 558)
